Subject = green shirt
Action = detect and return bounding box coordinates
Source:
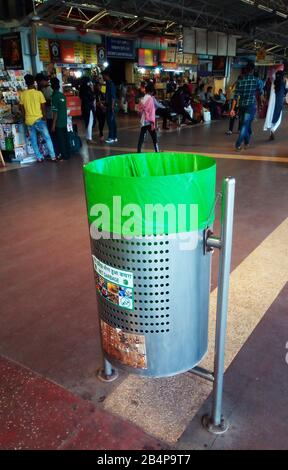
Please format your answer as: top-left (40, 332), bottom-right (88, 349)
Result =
top-left (52, 90), bottom-right (67, 128)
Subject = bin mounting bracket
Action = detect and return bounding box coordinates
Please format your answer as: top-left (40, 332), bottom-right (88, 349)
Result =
top-left (194, 177), bottom-right (235, 434)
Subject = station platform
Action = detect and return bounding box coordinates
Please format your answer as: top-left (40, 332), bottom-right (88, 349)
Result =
top-left (0, 113), bottom-right (287, 450)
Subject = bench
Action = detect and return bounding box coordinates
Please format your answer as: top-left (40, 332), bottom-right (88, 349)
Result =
top-left (155, 112), bottom-right (181, 130)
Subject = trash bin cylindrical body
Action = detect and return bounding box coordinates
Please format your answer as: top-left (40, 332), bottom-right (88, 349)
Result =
top-left (84, 152), bottom-right (216, 378)
top-left (92, 232), bottom-right (211, 378)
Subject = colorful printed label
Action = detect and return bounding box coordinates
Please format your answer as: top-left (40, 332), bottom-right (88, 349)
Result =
top-left (92, 256), bottom-right (134, 310)
top-left (101, 320), bottom-right (147, 369)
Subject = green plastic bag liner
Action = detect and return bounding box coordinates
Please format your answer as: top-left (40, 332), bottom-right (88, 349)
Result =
top-left (84, 152), bottom-right (216, 237)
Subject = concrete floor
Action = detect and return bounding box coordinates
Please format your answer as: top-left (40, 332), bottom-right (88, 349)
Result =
top-left (0, 113), bottom-right (288, 449)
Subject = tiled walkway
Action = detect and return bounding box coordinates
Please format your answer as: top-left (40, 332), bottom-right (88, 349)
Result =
top-left (1, 113), bottom-right (288, 449)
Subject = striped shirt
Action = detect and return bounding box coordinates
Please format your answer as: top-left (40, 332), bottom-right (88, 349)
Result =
top-left (233, 74), bottom-right (263, 107)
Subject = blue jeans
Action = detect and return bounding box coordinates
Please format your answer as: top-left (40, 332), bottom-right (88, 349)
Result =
top-left (236, 105), bottom-right (256, 148)
top-left (28, 119), bottom-right (56, 160)
top-left (107, 110), bottom-right (117, 140)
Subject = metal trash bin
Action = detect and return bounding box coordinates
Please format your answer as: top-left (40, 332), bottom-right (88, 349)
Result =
top-left (84, 152), bottom-right (216, 378)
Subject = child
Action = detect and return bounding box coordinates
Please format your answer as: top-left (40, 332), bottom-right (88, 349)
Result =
top-left (137, 82), bottom-right (159, 153)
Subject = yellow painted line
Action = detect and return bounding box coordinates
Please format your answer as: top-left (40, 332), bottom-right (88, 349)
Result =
top-left (90, 144), bottom-right (288, 164)
top-left (104, 218), bottom-right (288, 444)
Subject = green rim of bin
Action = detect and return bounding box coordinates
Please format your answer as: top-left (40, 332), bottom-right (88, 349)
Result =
top-left (84, 152), bottom-right (216, 236)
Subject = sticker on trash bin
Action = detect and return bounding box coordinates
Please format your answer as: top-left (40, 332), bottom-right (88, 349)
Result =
top-left (92, 256), bottom-right (134, 310)
top-left (100, 320), bottom-right (147, 369)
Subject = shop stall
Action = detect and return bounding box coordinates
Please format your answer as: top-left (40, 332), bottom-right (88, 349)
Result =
top-left (0, 68), bottom-right (74, 164)
top-left (38, 37), bottom-right (102, 117)
top-left (0, 69), bottom-right (31, 163)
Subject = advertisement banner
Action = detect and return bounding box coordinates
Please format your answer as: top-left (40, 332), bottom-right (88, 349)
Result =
top-left (38, 38), bottom-right (50, 63)
top-left (183, 53), bottom-right (198, 65)
top-left (49, 40), bottom-right (62, 63)
top-left (212, 56), bottom-right (227, 76)
top-left (61, 40), bottom-right (76, 63)
top-left (74, 42), bottom-right (84, 64)
top-left (106, 37), bottom-right (135, 59)
top-left (97, 46), bottom-right (106, 65)
top-left (1, 33), bottom-right (24, 70)
top-left (138, 49), bottom-right (158, 66)
top-left (176, 52), bottom-right (183, 65)
top-left (83, 44), bottom-right (98, 64)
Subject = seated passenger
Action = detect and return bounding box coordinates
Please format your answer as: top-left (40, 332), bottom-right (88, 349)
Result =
top-left (153, 92), bottom-right (171, 130)
top-left (197, 84), bottom-right (207, 105)
top-left (171, 87), bottom-right (193, 124)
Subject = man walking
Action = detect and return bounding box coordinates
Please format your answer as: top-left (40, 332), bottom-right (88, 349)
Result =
top-left (102, 69), bottom-right (118, 144)
top-left (230, 62), bottom-right (264, 151)
top-left (51, 77), bottom-right (71, 161)
top-left (20, 74), bottom-right (56, 162)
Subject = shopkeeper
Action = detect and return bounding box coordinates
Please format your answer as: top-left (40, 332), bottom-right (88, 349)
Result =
top-left (20, 74), bottom-right (57, 163)
top-left (51, 77), bottom-right (71, 161)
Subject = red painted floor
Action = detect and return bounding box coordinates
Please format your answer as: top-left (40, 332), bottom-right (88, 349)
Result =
top-left (0, 356), bottom-right (164, 450)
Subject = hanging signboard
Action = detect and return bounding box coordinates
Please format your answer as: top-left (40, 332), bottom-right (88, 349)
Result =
top-left (1, 33), bottom-right (24, 70)
top-left (138, 49), bottom-right (158, 66)
top-left (183, 53), bottom-right (194, 65)
top-left (97, 46), bottom-right (106, 65)
top-left (49, 40), bottom-right (61, 63)
top-left (176, 52), bottom-right (184, 65)
top-left (159, 48), bottom-right (176, 63)
top-left (212, 56), bottom-right (227, 76)
top-left (38, 38), bottom-right (50, 63)
top-left (106, 37), bottom-right (135, 59)
top-left (74, 42), bottom-right (84, 64)
top-left (61, 41), bottom-right (75, 63)
top-left (162, 62), bottom-right (177, 70)
top-left (83, 44), bottom-right (98, 64)
top-left (166, 47), bottom-right (176, 63)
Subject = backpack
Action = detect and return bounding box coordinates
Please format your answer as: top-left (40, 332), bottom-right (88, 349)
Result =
top-left (68, 131), bottom-right (82, 153)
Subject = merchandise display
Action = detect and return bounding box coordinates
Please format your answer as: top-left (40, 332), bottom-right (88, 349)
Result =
top-left (0, 69), bottom-right (74, 163)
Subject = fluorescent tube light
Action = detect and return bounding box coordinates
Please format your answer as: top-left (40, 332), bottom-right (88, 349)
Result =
top-left (276, 10), bottom-right (288, 18)
top-left (258, 4), bottom-right (273, 13)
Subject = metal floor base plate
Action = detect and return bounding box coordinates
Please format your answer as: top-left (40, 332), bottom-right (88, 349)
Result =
top-left (97, 367), bottom-right (119, 383)
top-left (202, 413), bottom-right (229, 435)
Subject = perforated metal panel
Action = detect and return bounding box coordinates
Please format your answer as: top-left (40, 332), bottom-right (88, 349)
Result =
top-left (92, 232), bottom-right (212, 378)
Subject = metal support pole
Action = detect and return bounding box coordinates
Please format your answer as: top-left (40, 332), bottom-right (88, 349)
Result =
top-left (203, 177), bottom-right (235, 434)
top-left (97, 358), bottom-right (119, 383)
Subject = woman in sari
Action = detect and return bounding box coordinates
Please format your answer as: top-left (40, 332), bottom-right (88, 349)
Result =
top-left (264, 71), bottom-right (288, 140)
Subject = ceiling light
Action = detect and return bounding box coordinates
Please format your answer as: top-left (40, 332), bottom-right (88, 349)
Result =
top-left (240, 0), bottom-right (255, 5)
top-left (258, 4), bottom-right (273, 13)
top-left (109, 11), bottom-right (138, 19)
top-left (143, 16), bottom-right (166, 24)
top-left (276, 10), bottom-right (288, 18)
